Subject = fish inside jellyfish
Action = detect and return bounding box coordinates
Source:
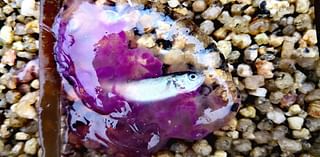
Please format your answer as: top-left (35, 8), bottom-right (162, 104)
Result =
top-left (52, 1), bottom-right (240, 156)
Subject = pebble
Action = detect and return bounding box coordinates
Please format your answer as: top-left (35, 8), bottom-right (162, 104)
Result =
top-left (282, 25), bottom-right (296, 36)
top-left (25, 20), bottom-right (39, 34)
top-left (23, 138), bottom-right (38, 155)
top-left (0, 25), bottom-right (14, 44)
top-left (248, 88), bottom-right (267, 97)
top-left (170, 142), bottom-right (188, 153)
top-left (226, 130), bottom-right (239, 139)
top-left (292, 128), bottom-right (310, 139)
top-left (219, 0), bottom-right (234, 5)
top-left (305, 118), bottom-right (320, 132)
top-left (0, 73), bottom-right (18, 89)
top-left (224, 15), bottom-right (251, 33)
top-left (15, 132), bottom-right (30, 140)
top-left (298, 82), bottom-right (315, 94)
top-left (307, 101), bottom-right (320, 118)
top-left (15, 23), bottom-right (27, 35)
top-left (196, 52), bottom-right (221, 68)
top-left (294, 14), bottom-right (312, 31)
top-left (167, 0), bottom-right (180, 8)
top-left (254, 131), bottom-right (272, 144)
top-left (0, 140), bottom-right (3, 151)
top-left (17, 51), bottom-right (35, 59)
top-left (296, 0), bottom-right (310, 13)
top-left (254, 33), bottom-right (269, 45)
top-left (12, 41), bottom-right (24, 51)
top-left (227, 50), bottom-right (241, 62)
top-left (231, 3), bottom-right (246, 15)
top-left (287, 116), bottom-right (304, 130)
top-left (214, 28), bottom-right (228, 40)
top-left (30, 79), bottom-right (39, 89)
top-left (272, 125), bottom-right (288, 140)
top-left (280, 93), bottom-right (297, 108)
top-left (0, 63), bottom-right (7, 74)
top-left (216, 41), bottom-right (231, 60)
top-left (302, 29), bottom-right (317, 46)
top-left (244, 44), bottom-right (258, 61)
top-left (250, 147), bottom-right (267, 157)
top-left (214, 137), bottom-right (232, 150)
top-left (267, 108), bottom-right (286, 124)
top-left (163, 49), bottom-right (184, 65)
top-left (237, 64), bottom-right (253, 77)
top-left (305, 89), bottom-right (320, 102)
top-left (295, 47), bottom-right (318, 69)
top-left (274, 72), bottom-right (294, 90)
top-left (269, 91), bottom-right (284, 104)
top-left (192, 140), bottom-right (212, 156)
top-left (267, 0), bottom-right (294, 21)
top-left (222, 118), bottom-right (238, 131)
top-left (137, 34), bottom-right (155, 48)
top-left (11, 91), bottom-right (38, 119)
top-left (2, 5), bottom-right (14, 15)
top-left (269, 35), bottom-right (284, 47)
top-left (233, 139), bottom-right (252, 152)
top-left (248, 19), bottom-right (270, 35)
top-left (286, 104), bottom-right (302, 116)
top-left (254, 98), bottom-right (273, 114)
top-left (20, 0), bottom-right (39, 17)
top-left (192, 0), bottom-right (207, 12)
top-left (211, 150), bottom-right (227, 157)
top-left (2, 49), bottom-right (16, 66)
top-left (278, 138), bottom-right (302, 153)
top-left (199, 20), bottom-right (214, 35)
top-left (243, 75), bottom-right (264, 90)
top-left (239, 106), bottom-right (256, 118)
top-left (242, 131), bottom-right (255, 140)
top-left (255, 59), bottom-right (274, 78)
top-left (201, 5), bottom-right (222, 20)
top-left (5, 90), bottom-right (21, 104)
top-left (257, 119), bottom-right (273, 131)
top-left (11, 142), bottom-right (24, 155)
top-left (237, 118), bottom-right (255, 132)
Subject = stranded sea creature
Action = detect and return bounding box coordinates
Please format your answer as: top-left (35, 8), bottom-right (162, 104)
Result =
top-left (107, 72), bottom-right (205, 103)
top-left (53, 1), bottom-right (239, 157)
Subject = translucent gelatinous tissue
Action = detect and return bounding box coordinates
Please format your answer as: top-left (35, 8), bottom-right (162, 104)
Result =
top-left (53, 1), bottom-right (240, 156)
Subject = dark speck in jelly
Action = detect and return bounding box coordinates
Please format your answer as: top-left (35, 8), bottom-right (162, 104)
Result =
top-left (53, 1), bottom-right (240, 157)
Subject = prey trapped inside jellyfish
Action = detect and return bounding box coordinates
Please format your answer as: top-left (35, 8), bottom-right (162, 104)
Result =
top-left (52, 1), bottom-right (240, 156)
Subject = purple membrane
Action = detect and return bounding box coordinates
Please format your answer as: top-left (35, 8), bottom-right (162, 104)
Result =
top-left (53, 1), bottom-right (239, 156)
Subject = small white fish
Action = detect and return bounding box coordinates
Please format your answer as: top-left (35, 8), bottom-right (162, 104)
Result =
top-left (110, 72), bottom-right (205, 103)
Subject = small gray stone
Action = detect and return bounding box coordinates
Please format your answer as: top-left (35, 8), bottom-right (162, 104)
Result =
top-left (170, 142), bottom-right (188, 153)
top-left (267, 108), bottom-right (286, 124)
top-left (257, 119), bottom-right (274, 131)
top-left (237, 118), bottom-right (256, 132)
top-left (305, 118), bottom-right (320, 132)
top-left (215, 137), bottom-right (232, 150)
top-left (278, 138), bottom-right (302, 153)
top-left (254, 131), bottom-right (272, 144)
top-left (233, 139), bottom-right (252, 152)
top-left (272, 125), bottom-right (289, 140)
top-left (10, 142), bottom-right (24, 155)
top-left (274, 72), bottom-right (294, 90)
